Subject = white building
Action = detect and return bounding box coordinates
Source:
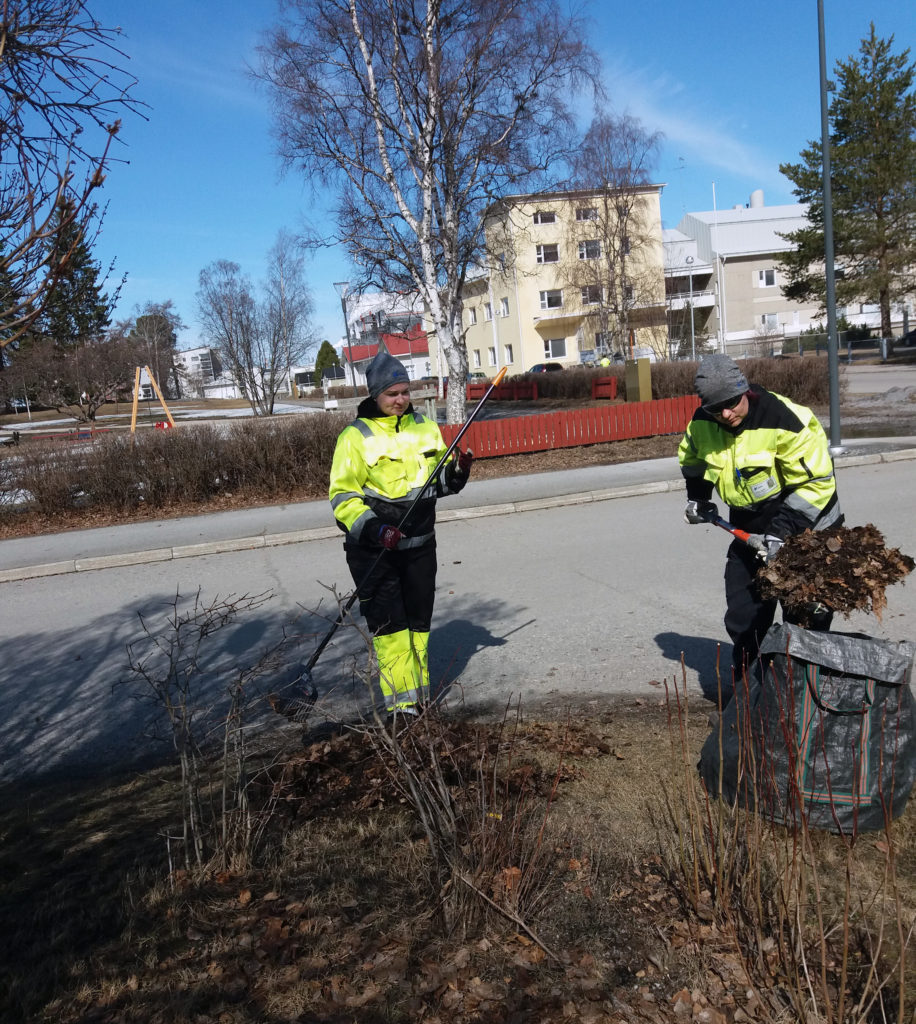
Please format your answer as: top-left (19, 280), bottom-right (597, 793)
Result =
top-left (670, 189), bottom-right (914, 357)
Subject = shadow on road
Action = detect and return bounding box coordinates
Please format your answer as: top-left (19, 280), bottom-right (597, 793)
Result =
top-left (429, 616), bottom-right (511, 703)
top-left (0, 593), bottom-right (335, 785)
top-left (654, 630), bottom-right (732, 703)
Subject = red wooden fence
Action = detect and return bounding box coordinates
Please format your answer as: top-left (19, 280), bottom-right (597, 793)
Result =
top-left (440, 395), bottom-right (700, 458)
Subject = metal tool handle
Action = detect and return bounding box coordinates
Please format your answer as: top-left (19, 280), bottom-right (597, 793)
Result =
top-left (712, 515), bottom-right (753, 545)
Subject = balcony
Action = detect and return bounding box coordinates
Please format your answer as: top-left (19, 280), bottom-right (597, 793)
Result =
top-left (666, 289), bottom-right (716, 312)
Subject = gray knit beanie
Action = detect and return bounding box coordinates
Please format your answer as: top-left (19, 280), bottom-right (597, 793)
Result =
top-left (694, 354), bottom-right (748, 407)
top-left (366, 350), bottom-right (409, 399)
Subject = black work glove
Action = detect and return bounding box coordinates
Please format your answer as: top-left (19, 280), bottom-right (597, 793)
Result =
top-left (446, 448), bottom-right (473, 492)
top-left (684, 499), bottom-right (718, 525)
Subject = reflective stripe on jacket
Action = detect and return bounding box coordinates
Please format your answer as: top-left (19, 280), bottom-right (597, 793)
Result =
top-left (678, 385), bottom-right (841, 537)
top-left (329, 404), bottom-right (452, 545)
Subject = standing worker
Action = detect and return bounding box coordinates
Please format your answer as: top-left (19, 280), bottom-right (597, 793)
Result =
top-left (329, 350), bottom-right (473, 720)
top-left (678, 354), bottom-right (843, 691)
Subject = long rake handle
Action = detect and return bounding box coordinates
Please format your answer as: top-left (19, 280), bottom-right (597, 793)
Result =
top-left (304, 367), bottom-right (509, 676)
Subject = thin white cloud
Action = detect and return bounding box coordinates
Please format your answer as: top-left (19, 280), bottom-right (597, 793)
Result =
top-left (126, 35), bottom-right (265, 113)
top-left (599, 59), bottom-right (790, 199)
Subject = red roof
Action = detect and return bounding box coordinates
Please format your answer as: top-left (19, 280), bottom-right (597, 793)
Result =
top-left (342, 324), bottom-right (428, 364)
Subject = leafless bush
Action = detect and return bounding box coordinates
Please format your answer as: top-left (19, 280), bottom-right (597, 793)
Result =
top-left (0, 413), bottom-right (350, 519)
top-left (361, 701), bottom-right (563, 950)
top-left (222, 413), bottom-right (345, 495)
top-left (502, 357), bottom-right (833, 406)
top-left (13, 439), bottom-right (84, 514)
top-left (124, 589), bottom-right (296, 874)
top-left (129, 424), bottom-right (227, 506)
top-left (741, 355), bottom-right (843, 407)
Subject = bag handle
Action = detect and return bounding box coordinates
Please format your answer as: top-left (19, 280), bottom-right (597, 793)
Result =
top-left (805, 664), bottom-right (875, 716)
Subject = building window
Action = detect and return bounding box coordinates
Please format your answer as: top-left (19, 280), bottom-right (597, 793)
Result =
top-left (532, 210), bottom-right (556, 224)
top-left (539, 289), bottom-right (563, 310)
top-left (757, 268), bottom-right (776, 287)
top-left (595, 331), bottom-right (611, 352)
top-left (578, 239), bottom-right (601, 260)
top-left (536, 243), bottom-right (559, 263)
top-left (484, 301), bottom-right (493, 320)
top-left (624, 284), bottom-right (634, 301)
top-left (504, 343), bottom-right (513, 364)
top-left (500, 296), bottom-right (510, 317)
top-left (576, 207), bottom-right (597, 221)
top-left (760, 313), bottom-right (779, 330)
top-left (545, 337), bottom-right (567, 358)
top-left (581, 284), bottom-right (602, 305)
top-left (622, 235), bottom-right (631, 256)
top-left (468, 306), bottom-right (477, 325)
top-left (472, 349), bottom-right (481, 368)
top-left (488, 346), bottom-right (496, 366)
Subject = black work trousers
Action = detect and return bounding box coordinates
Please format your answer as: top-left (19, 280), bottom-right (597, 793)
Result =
top-left (345, 540), bottom-right (437, 636)
top-left (724, 539), bottom-right (833, 686)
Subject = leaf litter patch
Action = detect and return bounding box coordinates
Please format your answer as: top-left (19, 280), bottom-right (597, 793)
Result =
top-left (757, 523), bottom-right (915, 623)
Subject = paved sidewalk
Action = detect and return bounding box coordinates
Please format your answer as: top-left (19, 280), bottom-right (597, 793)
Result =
top-left (2, 436), bottom-right (915, 583)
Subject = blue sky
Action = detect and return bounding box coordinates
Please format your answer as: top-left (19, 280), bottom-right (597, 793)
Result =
top-left (88, 0), bottom-right (916, 352)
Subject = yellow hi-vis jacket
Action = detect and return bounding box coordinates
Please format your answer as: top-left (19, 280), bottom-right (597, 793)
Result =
top-left (678, 385), bottom-right (842, 538)
top-left (329, 402), bottom-right (459, 548)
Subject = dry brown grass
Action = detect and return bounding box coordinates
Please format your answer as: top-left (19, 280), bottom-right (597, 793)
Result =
top-left (3, 692), bottom-right (914, 1024)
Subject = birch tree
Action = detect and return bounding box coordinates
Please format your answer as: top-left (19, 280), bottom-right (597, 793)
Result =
top-left (258, 0), bottom-right (596, 422)
top-left (567, 111), bottom-right (666, 359)
top-left (197, 233), bottom-right (316, 415)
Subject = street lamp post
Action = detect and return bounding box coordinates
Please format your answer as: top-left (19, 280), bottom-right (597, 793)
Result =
top-left (817, 0), bottom-right (842, 454)
top-left (333, 281), bottom-right (357, 392)
top-left (685, 255), bottom-right (695, 361)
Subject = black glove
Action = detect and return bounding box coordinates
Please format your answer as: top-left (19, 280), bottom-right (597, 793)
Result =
top-left (377, 524), bottom-right (404, 549)
top-left (684, 499), bottom-right (718, 525)
top-left (446, 448), bottom-right (473, 492)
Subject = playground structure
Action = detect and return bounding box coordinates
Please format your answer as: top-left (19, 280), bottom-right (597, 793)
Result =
top-left (130, 366), bottom-right (175, 434)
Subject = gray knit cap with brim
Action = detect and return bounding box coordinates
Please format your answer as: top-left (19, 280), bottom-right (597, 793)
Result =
top-left (694, 354), bottom-right (749, 407)
top-left (366, 351), bottom-right (409, 399)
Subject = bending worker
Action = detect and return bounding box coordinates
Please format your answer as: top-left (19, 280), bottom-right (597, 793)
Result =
top-left (329, 350), bottom-right (473, 718)
top-left (678, 354), bottom-right (842, 687)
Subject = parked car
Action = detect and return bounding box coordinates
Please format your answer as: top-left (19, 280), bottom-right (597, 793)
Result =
top-left (527, 362), bottom-right (563, 373)
top-left (468, 371), bottom-right (489, 380)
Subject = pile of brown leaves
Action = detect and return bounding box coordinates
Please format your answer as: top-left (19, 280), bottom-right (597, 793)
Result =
top-left (758, 523), bottom-right (915, 622)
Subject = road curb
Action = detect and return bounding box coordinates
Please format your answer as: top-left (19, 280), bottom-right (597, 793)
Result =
top-left (2, 447), bottom-right (914, 584)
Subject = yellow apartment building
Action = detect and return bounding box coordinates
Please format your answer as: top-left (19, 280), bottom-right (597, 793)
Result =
top-left (452, 186), bottom-right (667, 376)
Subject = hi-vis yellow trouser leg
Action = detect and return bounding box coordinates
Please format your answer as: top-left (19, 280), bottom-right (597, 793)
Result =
top-left (373, 629), bottom-right (429, 711)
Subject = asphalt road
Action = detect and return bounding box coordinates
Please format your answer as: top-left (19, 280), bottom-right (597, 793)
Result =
top-left (2, 454), bottom-right (915, 784)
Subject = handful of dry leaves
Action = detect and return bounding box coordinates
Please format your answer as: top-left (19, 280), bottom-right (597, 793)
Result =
top-left (757, 524), bottom-right (914, 622)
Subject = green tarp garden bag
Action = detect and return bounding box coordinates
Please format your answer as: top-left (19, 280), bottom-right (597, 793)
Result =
top-left (699, 623), bottom-right (916, 832)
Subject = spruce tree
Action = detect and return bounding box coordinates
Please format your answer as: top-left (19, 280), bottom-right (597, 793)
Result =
top-left (37, 200), bottom-right (112, 348)
top-left (778, 25), bottom-right (916, 339)
top-left (313, 339), bottom-right (341, 387)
